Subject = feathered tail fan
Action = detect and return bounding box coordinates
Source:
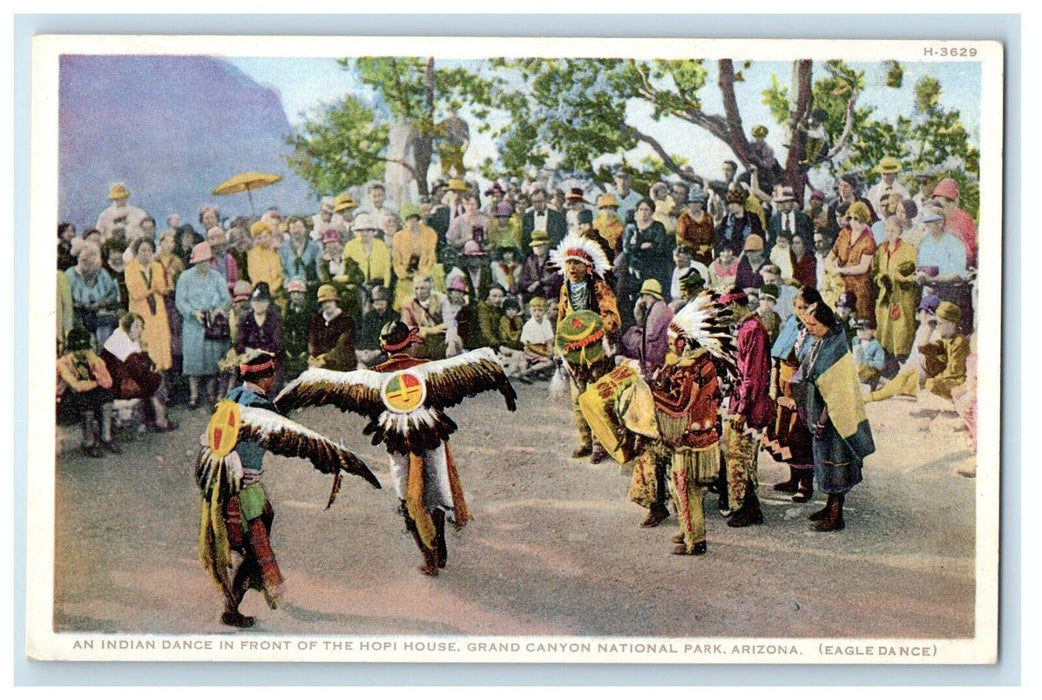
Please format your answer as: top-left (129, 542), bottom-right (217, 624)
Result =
top-left (670, 291), bottom-right (739, 379)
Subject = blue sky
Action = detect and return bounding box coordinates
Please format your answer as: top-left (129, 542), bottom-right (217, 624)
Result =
top-left (227, 56), bottom-right (981, 188)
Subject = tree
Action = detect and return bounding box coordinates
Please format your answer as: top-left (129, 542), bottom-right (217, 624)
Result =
top-left (826, 67), bottom-right (980, 218)
top-left (285, 57), bottom-right (493, 198)
top-left (479, 58), bottom-right (860, 194)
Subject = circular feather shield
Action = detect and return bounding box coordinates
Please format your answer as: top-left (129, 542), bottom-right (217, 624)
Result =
top-left (207, 400), bottom-right (242, 457)
top-left (381, 370), bottom-right (427, 414)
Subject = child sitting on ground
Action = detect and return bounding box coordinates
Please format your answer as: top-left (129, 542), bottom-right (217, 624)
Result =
top-left (852, 319), bottom-right (885, 391)
top-left (520, 296), bottom-right (557, 380)
top-left (497, 296), bottom-right (527, 378)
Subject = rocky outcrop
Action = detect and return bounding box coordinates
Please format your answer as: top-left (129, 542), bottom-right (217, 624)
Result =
top-left (58, 55), bottom-right (316, 229)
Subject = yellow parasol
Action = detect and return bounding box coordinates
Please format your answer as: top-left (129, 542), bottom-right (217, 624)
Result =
top-left (212, 172), bottom-right (282, 215)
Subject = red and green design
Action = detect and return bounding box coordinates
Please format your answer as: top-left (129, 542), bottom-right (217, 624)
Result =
top-left (381, 371), bottom-right (427, 413)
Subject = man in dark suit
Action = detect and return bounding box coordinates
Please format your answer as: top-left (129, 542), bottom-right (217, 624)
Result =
top-left (521, 186), bottom-right (567, 251)
top-left (766, 186), bottom-right (812, 254)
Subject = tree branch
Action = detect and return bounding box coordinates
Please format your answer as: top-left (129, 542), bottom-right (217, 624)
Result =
top-left (625, 126), bottom-right (696, 182)
top-left (826, 89), bottom-right (860, 159)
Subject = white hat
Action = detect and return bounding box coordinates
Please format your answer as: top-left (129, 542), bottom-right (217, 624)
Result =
top-left (352, 213), bottom-right (377, 231)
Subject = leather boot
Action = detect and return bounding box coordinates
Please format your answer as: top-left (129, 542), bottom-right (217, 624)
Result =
top-left (432, 509), bottom-right (448, 570)
top-left (792, 470), bottom-right (814, 503)
top-left (99, 404), bottom-right (122, 454)
top-left (81, 413), bottom-right (104, 459)
top-left (727, 482), bottom-right (764, 528)
top-left (773, 466), bottom-right (800, 493)
top-left (808, 494), bottom-right (833, 521)
top-left (814, 493), bottom-right (845, 532)
top-left (640, 503), bottom-right (670, 528)
top-left (403, 510), bottom-right (439, 576)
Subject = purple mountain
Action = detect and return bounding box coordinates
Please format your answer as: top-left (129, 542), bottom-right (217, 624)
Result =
top-left (58, 55), bottom-right (316, 231)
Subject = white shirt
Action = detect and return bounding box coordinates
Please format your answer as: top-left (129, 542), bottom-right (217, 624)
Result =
top-left (520, 317), bottom-right (555, 347)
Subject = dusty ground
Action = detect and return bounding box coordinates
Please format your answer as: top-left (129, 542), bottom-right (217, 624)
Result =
top-left (52, 380), bottom-right (978, 638)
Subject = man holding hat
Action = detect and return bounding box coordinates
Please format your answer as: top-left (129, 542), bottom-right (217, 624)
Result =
top-left (310, 196), bottom-right (347, 242)
top-left (401, 275), bottom-right (450, 360)
top-left (867, 156), bottom-right (910, 221)
top-left (675, 188), bottom-right (715, 266)
top-left (520, 230), bottom-right (561, 304)
top-left (720, 288), bottom-right (772, 527)
top-left (307, 283), bottom-right (357, 371)
top-left (620, 278), bottom-right (674, 377)
top-left (96, 183), bottom-right (149, 244)
top-left (669, 245), bottom-right (708, 306)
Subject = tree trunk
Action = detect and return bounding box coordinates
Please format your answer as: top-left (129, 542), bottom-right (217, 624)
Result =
top-left (782, 59), bottom-right (813, 197)
top-left (718, 60), bottom-right (754, 167)
top-left (410, 57), bottom-right (436, 197)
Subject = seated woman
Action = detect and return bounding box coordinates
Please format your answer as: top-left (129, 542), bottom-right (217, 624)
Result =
top-left (307, 284), bottom-right (357, 371)
top-left (101, 312), bottom-right (175, 432)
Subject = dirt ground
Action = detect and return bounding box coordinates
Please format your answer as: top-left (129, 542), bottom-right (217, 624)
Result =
top-left (52, 379), bottom-right (978, 638)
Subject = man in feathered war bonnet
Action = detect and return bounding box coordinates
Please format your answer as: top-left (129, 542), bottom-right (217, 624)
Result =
top-left (553, 234), bottom-right (621, 463)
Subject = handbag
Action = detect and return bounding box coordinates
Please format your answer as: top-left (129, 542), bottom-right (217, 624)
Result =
top-left (203, 310), bottom-right (230, 341)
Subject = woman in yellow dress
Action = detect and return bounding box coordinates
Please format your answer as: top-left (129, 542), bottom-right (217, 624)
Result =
top-left (872, 215), bottom-right (920, 359)
top-left (391, 206), bottom-right (438, 311)
top-left (124, 237), bottom-right (172, 372)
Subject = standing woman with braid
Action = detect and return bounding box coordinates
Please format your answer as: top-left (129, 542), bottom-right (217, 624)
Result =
top-left (793, 300), bottom-right (875, 532)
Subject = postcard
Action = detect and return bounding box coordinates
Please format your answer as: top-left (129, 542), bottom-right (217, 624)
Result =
top-left (26, 34), bottom-right (1003, 664)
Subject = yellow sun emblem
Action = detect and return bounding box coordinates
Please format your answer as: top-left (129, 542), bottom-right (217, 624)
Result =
top-left (207, 400), bottom-right (242, 457)
top-left (381, 370), bottom-right (427, 413)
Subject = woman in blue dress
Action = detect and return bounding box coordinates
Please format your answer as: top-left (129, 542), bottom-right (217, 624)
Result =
top-left (176, 242), bottom-right (231, 409)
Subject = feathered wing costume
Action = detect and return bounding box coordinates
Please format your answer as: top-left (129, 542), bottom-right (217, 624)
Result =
top-left (196, 403), bottom-right (380, 606)
top-left (274, 346), bottom-right (517, 553)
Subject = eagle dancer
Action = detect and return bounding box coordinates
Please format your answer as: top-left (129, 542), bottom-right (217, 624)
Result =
top-left (196, 350), bottom-right (380, 628)
top-left (275, 321), bottom-right (517, 576)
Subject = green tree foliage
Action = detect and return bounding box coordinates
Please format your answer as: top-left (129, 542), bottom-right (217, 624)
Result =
top-left (283, 95), bottom-right (388, 197)
top-left (285, 57), bottom-right (495, 197)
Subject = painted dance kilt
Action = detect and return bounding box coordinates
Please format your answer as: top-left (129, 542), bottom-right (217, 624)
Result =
top-left (579, 362), bottom-right (659, 464)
